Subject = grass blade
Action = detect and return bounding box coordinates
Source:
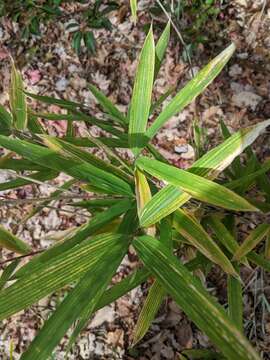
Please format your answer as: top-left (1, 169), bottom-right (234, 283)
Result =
top-left (137, 156), bottom-right (257, 212)
top-left (128, 27), bottom-right (155, 155)
top-left (155, 22), bottom-right (170, 79)
top-left (21, 237), bottom-right (128, 360)
top-left (132, 279), bottom-right (166, 345)
top-left (10, 61), bottom-right (27, 130)
top-left (134, 236), bottom-right (260, 360)
top-left (147, 44), bottom-right (235, 140)
top-left (0, 104), bottom-right (12, 134)
top-left (0, 225), bottom-right (32, 254)
top-left (89, 83), bottom-right (127, 125)
top-left (0, 135), bottom-right (133, 196)
top-left (0, 170), bottom-right (58, 192)
top-left (130, 0), bottom-right (137, 22)
top-left (173, 210), bottom-right (237, 276)
top-left (140, 120), bottom-right (270, 226)
top-left (233, 224), bottom-right (270, 261)
top-left (0, 259), bottom-right (20, 291)
top-left (228, 264), bottom-right (243, 332)
top-left (14, 199), bottom-right (133, 278)
top-left (0, 233), bottom-right (123, 321)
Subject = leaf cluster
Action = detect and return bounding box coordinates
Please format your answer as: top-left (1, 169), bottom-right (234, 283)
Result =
top-left (0, 24), bottom-right (269, 359)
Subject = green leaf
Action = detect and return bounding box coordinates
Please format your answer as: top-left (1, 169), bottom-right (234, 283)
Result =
top-left (182, 349), bottom-right (225, 359)
top-left (0, 104), bottom-right (12, 134)
top-left (150, 86), bottom-right (175, 115)
top-left (247, 252), bottom-right (270, 272)
top-left (228, 264), bottom-right (243, 332)
top-left (132, 279), bottom-right (165, 345)
top-left (21, 236), bottom-right (128, 360)
top-left (132, 217), bottom-right (172, 345)
top-left (0, 170), bottom-right (58, 192)
top-left (42, 135), bottom-right (133, 185)
top-left (84, 31), bottom-right (96, 53)
top-left (0, 225), bottom-right (32, 254)
top-left (95, 267), bottom-right (150, 311)
top-left (0, 233), bottom-right (124, 321)
top-left (204, 216), bottom-right (239, 253)
top-left (134, 236), bottom-right (260, 360)
top-left (0, 158), bottom-right (44, 171)
top-left (0, 259), bottom-right (20, 291)
top-left (31, 111), bottom-right (127, 138)
top-left (173, 209), bottom-right (237, 276)
top-left (233, 224), bottom-right (270, 261)
top-left (135, 168), bottom-right (155, 236)
top-left (226, 159), bottom-right (270, 191)
top-left (25, 91), bottom-right (83, 110)
top-left (140, 120), bottom-right (270, 226)
top-left (0, 135), bottom-right (133, 196)
top-left (64, 136), bottom-right (128, 148)
top-left (128, 26), bottom-right (155, 156)
top-left (89, 83), bottom-right (127, 125)
top-left (14, 199), bottom-right (133, 278)
top-left (146, 44), bottom-right (235, 140)
top-left (137, 156), bottom-right (257, 212)
top-left (130, 0), bottom-right (137, 22)
top-left (10, 61), bottom-right (27, 130)
top-left (72, 31), bottom-right (82, 54)
top-left (155, 22), bottom-right (170, 79)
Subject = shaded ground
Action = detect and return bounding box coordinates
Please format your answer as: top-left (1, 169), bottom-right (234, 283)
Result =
top-left (0, 0), bottom-right (270, 358)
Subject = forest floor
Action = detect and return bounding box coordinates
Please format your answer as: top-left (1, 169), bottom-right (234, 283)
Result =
top-left (0, 0), bottom-right (270, 359)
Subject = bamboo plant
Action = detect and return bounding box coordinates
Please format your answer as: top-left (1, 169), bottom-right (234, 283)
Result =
top-left (0, 24), bottom-right (269, 359)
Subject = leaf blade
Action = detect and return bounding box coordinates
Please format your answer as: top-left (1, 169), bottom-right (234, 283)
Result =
top-left (140, 120), bottom-right (270, 226)
top-left (147, 43), bottom-right (235, 140)
top-left (137, 156), bottom-right (257, 212)
top-left (134, 236), bottom-right (260, 360)
top-left (128, 27), bottom-right (155, 155)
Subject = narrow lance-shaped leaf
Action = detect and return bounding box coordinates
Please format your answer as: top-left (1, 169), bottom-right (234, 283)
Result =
top-left (203, 215), bottom-right (249, 267)
top-left (228, 264), bottom-right (243, 332)
top-left (150, 86), bottom-right (175, 115)
top-left (135, 168), bottom-right (155, 236)
top-left (25, 91), bottom-right (83, 110)
top-left (0, 170), bottom-right (58, 192)
top-left (14, 199), bottom-right (133, 278)
top-left (181, 349), bottom-right (225, 359)
top-left (134, 236), bottom-right (260, 360)
top-left (233, 224), bottom-right (270, 261)
top-left (136, 156), bottom-right (257, 212)
top-left (128, 27), bottom-right (155, 156)
top-left (0, 225), bottom-right (32, 254)
top-left (225, 159), bottom-right (270, 191)
top-left (154, 22), bottom-right (170, 79)
top-left (173, 209), bottom-right (238, 277)
top-left (21, 237), bottom-right (128, 360)
top-left (0, 233), bottom-right (123, 321)
top-left (0, 104), bottom-right (12, 134)
top-left (0, 135), bottom-right (133, 196)
top-left (147, 43), bottom-right (235, 140)
top-left (132, 218), bottom-right (172, 345)
top-left (89, 83), bottom-right (127, 125)
top-left (66, 209), bottom-right (138, 353)
top-left (0, 259), bottom-right (20, 291)
top-left (94, 250), bottom-right (211, 316)
top-left (130, 0), bottom-right (137, 22)
top-left (265, 232), bottom-right (270, 260)
top-left (133, 279), bottom-right (166, 346)
top-left (205, 215), bottom-right (270, 273)
top-left (140, 119), bottom-right (270, 226)
top-left (42, 135), bottom-right (133, 184)
top-left (10, 60), bottom-right (27, 130)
